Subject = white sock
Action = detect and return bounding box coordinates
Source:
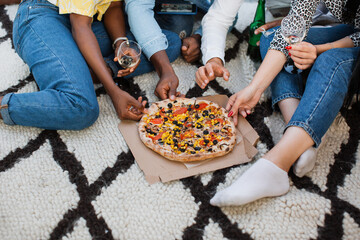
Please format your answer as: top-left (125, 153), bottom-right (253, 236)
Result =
top-left (293, 147), bottom-right (317, 178)
top-left (210, 158), bottom-right (290, 207)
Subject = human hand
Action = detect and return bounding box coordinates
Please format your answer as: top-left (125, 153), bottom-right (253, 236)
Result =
top-left (181, 34), bottom-right (201, 63)
top-left (112, 88), bottom-right (146, 120)
top-left (114, 46), bottom-right (141, 77)
top-left (254, 19), bottom-right (282, 46)
top-left (195, 57), bottom-right (230, 89)
top-left (286, 42), bottom-right (317, 70)
top-left (155, 71), bottom-right (184, 100)
top-left (226, 85), bottom-right (262, 125)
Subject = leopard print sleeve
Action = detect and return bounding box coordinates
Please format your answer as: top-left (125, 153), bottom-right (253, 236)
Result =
top-left (269, 0), bottom-right (321, 58)
top-left (349, 32), bottom-right (360, 47)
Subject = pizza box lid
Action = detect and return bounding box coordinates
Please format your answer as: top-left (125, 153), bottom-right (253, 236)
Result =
top-left (118, 95), bottom-right (259, 184)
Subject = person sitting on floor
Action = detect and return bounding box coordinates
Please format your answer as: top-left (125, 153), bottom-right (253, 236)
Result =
top-left (195, 0), bottom-right (360, 206)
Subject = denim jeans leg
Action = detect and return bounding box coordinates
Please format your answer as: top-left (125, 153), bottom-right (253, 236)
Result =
top-left (287, 47), bottom-right (360, 146)
top-left (154, 13), bottom-right (194, 38)
top-left (5, 0), bottom-right (99, 130)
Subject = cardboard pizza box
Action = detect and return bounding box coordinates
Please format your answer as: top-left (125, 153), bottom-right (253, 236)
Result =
top-left (118, 95), bottom-right (259, 184)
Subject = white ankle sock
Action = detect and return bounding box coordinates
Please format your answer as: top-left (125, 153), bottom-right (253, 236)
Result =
top-left (210, 158), bottom-right (290, 207)
top-left (293, 147), bottom-right (317, 178)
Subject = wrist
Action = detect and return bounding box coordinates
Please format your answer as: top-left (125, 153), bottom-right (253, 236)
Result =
top-left (315, 42), bottom-right (334, 55)
top-left (207, 57), bottom-right (223, 66)
top-left (191, 34), bottom-right (201, 42)
top-left (112, 37), bottom-right (128, 50)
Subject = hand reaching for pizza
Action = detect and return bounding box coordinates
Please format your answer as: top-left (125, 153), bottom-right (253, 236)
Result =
top-left (155, 71), bottom-right (184, 101)
top-left (112, 87), bottom-right (146, 120)
top-left (195, 57), bottom-right (230, 89)
top-left (226, 85), bottom-right (262, 125)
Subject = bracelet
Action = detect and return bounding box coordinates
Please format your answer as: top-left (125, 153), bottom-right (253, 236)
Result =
top-left (112, 37), bottom-right (128, 50)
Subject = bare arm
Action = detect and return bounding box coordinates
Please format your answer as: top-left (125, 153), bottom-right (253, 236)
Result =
top-left (70, 13), bottom-right (144, 120)
top-left (315, 36), bottom-right (354, 55)
top-left (0, 0), bottom-right (20, 5)
top-left (151, 50), bottom-right (181, 100)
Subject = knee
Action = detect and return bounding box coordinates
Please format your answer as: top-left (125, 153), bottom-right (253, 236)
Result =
top-left (67, 95), bottom-right (99, 130)
top-left (314, 48), bottom-right (355, 82)
top-left (163, 30), bottom-right (181, 63)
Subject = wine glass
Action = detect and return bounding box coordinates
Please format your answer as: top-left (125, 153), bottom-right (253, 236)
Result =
top-left (117, 40), bottom-right (141, 69)
top-left (280, 14), bottom-right (306, 74)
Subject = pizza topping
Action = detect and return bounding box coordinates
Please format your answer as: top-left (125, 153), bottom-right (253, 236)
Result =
top-left (150, 118), bottom-right (163, 124)
top-left (141, 99), bottom-right (235, 161)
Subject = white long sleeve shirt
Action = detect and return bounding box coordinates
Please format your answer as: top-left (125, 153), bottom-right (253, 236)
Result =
top-left (201, 0), bottom-right (244, 64)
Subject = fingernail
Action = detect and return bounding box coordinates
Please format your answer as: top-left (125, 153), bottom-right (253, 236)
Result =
top-left (228, 111), bottom-right (233, 117)
top-left (289, 52), bottom-right (291, 56)
top-left (285, 46), bottom-right (292, 50)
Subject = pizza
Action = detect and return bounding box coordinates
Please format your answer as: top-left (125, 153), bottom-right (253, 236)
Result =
top-left (138, 98), bottom-right (236, 162)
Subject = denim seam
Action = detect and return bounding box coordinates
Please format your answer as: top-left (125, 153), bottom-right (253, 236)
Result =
top-left (1, 93), bottom-right (16, 125)
top-left (285, 121), bottom-right (320, 147)
top-left (27, 23), bottom-right (84, 108)
top-left (307, 58), bottom-right (354, 124)
top-left (272, 93), bottom-right (302, 108)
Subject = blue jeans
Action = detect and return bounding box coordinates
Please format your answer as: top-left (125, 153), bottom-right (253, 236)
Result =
top-left (260, 24), bottom-right (360, 146)
top-left (1, 0), bottom-right (180, 130)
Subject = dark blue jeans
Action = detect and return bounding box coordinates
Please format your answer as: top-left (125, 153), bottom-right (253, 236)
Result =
top-left (3, 0), bottom-right (181, 129)
top-left (260, 24), bottom-right (360, 146)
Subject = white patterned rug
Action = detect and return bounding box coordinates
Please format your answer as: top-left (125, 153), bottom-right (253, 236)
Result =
top-left (1, 4), bottom-right (360, 240)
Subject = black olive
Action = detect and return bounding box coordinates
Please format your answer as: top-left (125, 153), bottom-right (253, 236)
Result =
top-left (173, 139), bottom-right (178, 143)
top-left (164, 117), bottom-right (168, 122)
top-left (166, 110), bottom-right (172, 113)
top-left (214, 129), bottom-right (219, 133)
top-left (168, 103), bottom-right (173, 108)
top-left (191, 151), bottom-right (196, 154)
top-left (213, 140), bottom-right (218, 145)
top-left (158, 141), bottom-right (164, 145)
top-left (174, 100), bottom-right (177, 103)
top-left (204, 139), bottom-right (209, 144)
top-left (184, 117), bottom-right (189, 122)
top-left (188, 143), bottom-right (194, 147)
top-left (159, 107), bottom-right (163, 109)
top-left (155, 115), bottom-right (161, 118)
top-left (187, 107), bottom-right (192, 111)
top-left (209, 114), bottom-right (215, 119)
top-left (195, 104), bottom-right (200, 109)
top-left (172, 120), bottom-right (178, 125)
top-left (202, 110), bottom-right (209, 117)
top-left (203, 130), bottom-right (209, 135)
top-left (214, 121), bottom-right (220, 125)
top-left (207, 148), bottom-right (212, 152)
top-left (194, 147), bottom-right (201, 151)
top-left (146, 129), bottom-right (152, 133)
top-left (196, 134), bottom-right (201, 138)
top-left (195, 114), bottom-right (200, 119)
top-left (180, 148), bottom-right (186, 152)
top-left (196, 125), bottom-right (203, 129)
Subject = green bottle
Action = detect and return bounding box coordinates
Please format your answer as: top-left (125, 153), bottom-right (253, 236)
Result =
top-left (247, 0), bottom-right (266, 62)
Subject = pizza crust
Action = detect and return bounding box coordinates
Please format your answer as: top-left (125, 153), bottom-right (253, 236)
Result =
top-left (138, 98), bottom-right (236, 162)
